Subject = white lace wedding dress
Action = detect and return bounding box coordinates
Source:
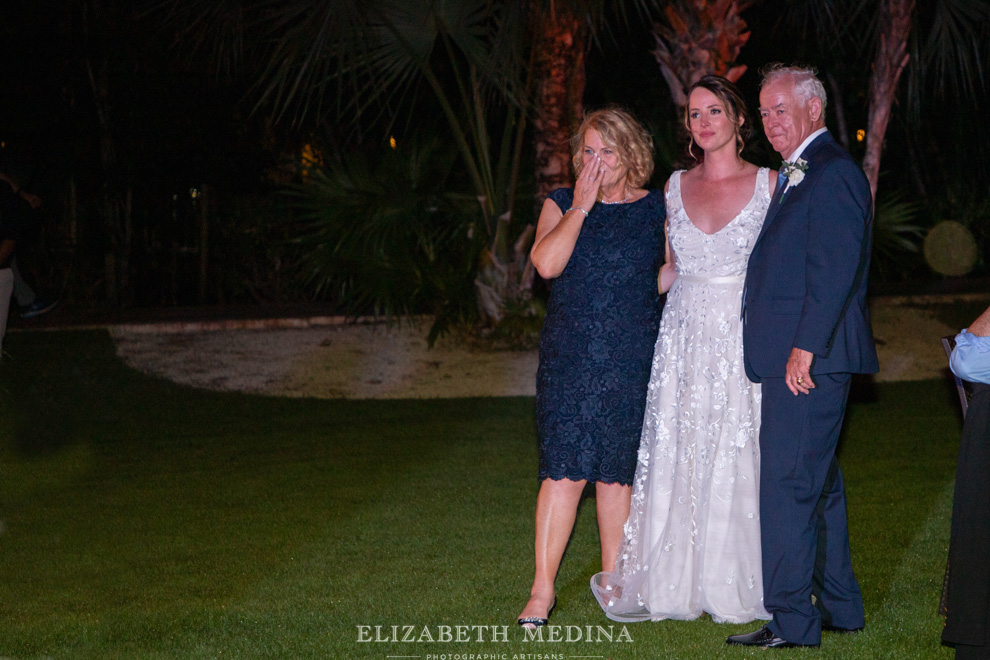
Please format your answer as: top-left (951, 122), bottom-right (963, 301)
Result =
top-left (591, 168), bottom-right (772, 624)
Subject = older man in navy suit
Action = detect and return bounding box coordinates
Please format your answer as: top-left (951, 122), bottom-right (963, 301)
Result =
top-left (726, 65), bottom-right (879, 649)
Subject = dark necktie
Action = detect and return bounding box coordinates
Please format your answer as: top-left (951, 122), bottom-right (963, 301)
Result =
top-left (776, 169), bottom-right (788, 200)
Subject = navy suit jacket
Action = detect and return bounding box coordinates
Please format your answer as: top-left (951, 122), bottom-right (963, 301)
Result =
top-left (743, 131), bottom-right (879, 382)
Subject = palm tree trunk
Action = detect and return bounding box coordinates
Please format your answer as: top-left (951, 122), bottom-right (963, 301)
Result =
top-left (532, 2), bottom-right (587, 205)
top-left (862, 0), bottom-right (914, 200)
top-left (476, 5), bottom-right (586, 325)
top-left (82, 0), bottom-right (124, 305)
top-left (826, 73), bottom-right (851, 150)
top-left (475, 2), bottom-right (589, 326)
top-left (86, 51), bottom-right (121, 305)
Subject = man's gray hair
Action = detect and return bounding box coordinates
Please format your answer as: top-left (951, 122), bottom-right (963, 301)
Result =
top-left (761, 64), bottom-right (828, 113)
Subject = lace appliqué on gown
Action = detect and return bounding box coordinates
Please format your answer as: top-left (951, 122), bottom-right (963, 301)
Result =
top-left (591, 168), bottom-right (772, 624)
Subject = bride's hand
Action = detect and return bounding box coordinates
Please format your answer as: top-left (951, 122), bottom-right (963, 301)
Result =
top-left (573, 155), bottom-right (605, 212)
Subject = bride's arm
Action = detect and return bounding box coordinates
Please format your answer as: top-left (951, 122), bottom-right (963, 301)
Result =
top-left (658, 178), bottom-right (677, 293)
top-left (658, 228), bottom-right (677, 293)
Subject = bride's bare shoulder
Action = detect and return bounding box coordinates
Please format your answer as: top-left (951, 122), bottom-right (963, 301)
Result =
top-left (667, 167), bottom-right (695, 192)
top-left (740, 161), bottom-right (763, 176)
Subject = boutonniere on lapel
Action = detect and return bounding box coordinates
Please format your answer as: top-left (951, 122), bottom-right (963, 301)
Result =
top-left (779, 158), bottom-right (809, 198)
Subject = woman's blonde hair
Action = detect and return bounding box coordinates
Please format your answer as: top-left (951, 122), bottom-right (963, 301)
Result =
top-left (570, 107), bottom-right (655, 188)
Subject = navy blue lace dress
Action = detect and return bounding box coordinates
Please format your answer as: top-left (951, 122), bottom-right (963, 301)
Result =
top-left (537, 188), bottom-right (665, 485)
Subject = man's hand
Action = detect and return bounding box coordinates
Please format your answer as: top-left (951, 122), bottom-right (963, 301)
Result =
top-left (786, 347), bottom-right (815, 395)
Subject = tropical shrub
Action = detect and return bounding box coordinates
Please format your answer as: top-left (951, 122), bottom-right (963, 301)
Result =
top-left (284, 139), bottom-right (481, 344)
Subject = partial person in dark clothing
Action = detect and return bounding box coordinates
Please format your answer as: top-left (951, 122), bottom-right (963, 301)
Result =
top-left (943, 304), bottom-right (990, 660)
top-left (0, 172), bottom-right (58, 319)
top-left (517, 107), bottom-right (665, 629)
top-left (0, 181), bottom-right (21, 353)
top-left (729, 64), bottom-right (877, 650)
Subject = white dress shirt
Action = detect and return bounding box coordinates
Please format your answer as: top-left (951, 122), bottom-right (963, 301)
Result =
top-left (786, 127), bottom-right (829, 163)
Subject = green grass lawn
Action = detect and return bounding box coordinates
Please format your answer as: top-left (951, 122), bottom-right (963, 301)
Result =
top-left (0, 330), bottom-right (965, 659)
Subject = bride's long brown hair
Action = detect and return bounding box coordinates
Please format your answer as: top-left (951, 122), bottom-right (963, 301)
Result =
top-left (684, 75), bottom-right (751, 162)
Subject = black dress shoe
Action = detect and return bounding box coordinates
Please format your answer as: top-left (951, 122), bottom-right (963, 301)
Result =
top-left (726, 625), bottom-right (816, 648)
top-left (517, 596), bottom-right (556, 629)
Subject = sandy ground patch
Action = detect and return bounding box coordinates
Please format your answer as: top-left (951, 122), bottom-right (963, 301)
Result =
top-left (112, 319), bottom-right (539, 399)
top-left (111, 295), bottom-right (984, 399)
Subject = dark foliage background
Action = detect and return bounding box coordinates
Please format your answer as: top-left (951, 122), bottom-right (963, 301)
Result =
top-left (0, 0), bottom-right (986, 320)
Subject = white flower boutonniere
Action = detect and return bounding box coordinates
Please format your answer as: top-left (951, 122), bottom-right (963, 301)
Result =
top-left (780, 158), bottom-right (809, 193)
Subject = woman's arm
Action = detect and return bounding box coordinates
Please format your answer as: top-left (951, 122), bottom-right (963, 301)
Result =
top-left (950, 304), bottom-right (990, 384)
top-left (968, 305), bottom-right (990, 337)
top-left (530, 199), bottom-right (585, 279)
top-left (530, 157), bottom-right (606, 279)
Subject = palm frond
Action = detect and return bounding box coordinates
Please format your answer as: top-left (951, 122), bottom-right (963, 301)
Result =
top-left (872, 188), bottom-right (925, 281)
top-left (283, 139), bottom-right (479, 325)
top-left (149, 0), bottom-right (251, 78)
top-left (919, 0), bottom-right (990, 101)
top-left (766, 0), bottom-right (875, 62)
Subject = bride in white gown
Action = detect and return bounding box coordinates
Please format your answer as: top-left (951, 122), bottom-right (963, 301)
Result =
top-left (592, 76), bottom-right (777, 624)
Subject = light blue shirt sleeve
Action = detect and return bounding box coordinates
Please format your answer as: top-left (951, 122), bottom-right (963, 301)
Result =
top-left (950, 329), bottom-right (990, 384)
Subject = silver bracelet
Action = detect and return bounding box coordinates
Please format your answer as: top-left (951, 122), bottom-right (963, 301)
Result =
top-left (565, 206), bottom-right (588, 216)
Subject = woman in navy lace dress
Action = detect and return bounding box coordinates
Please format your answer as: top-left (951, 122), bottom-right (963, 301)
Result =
top-left (517, 108), bottom-right (665, 628)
